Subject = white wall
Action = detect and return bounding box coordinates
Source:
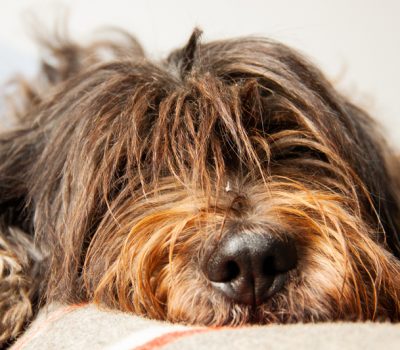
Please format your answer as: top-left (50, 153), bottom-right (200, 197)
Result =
top-left (0, 0), bottom-right (399, 145)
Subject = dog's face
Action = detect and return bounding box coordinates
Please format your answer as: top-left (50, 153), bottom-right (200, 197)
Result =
top-left (2, 30), bottom-right (400, 327)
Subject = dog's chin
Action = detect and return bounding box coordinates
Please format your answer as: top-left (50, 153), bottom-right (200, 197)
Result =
top-left (165, 285), bottom-right (341, 326)
top-left (165, 288), bottom-right (300, 326)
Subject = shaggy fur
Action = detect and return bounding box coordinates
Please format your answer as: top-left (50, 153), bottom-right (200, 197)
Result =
top-left (1, 28), bottom-right (400, 346)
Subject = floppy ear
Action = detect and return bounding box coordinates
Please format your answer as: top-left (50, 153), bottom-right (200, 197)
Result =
top-left (341, 101), bottom-right (400, 259)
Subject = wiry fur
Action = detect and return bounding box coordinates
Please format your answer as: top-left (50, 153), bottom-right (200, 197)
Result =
top-left (1, 29), bottom-right (400, 346)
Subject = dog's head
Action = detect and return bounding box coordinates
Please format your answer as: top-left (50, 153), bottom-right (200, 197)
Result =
top-left (2, 29), bottom-right (400, 325)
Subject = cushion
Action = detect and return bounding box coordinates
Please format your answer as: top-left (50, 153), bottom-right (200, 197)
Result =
top-left (11, 304), bottom-right (400, 350)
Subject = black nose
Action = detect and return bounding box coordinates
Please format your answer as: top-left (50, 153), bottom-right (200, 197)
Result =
top-left (205, 233), bottom-right (297, 306)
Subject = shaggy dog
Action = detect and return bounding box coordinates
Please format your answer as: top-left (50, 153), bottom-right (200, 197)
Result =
top-left (1, 29), bottom-right (400, 346)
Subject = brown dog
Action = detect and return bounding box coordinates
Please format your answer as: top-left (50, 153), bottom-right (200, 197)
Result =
top-left (1, 29), bottom-right (400, 346)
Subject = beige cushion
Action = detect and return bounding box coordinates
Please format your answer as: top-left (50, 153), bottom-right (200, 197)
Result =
top-left (12, 304), bottom-right (400, 350)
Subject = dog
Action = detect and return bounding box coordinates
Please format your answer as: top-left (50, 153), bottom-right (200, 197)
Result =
top-left (1, 28), bottom-right (400, 346)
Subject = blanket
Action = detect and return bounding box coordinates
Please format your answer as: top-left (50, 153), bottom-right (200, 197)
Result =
top-left (11, 304), bottom-right (400, 350)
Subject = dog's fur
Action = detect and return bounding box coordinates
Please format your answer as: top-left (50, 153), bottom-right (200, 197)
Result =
top-left (1, 29), bottom-right (400, 346)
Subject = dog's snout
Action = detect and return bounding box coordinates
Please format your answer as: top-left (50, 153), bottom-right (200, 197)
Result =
top-left (205, 233), bottom-right (297, 306)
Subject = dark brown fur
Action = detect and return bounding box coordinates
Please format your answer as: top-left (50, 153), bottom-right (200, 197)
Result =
top-left (1, 29), bottom-right (400, 346)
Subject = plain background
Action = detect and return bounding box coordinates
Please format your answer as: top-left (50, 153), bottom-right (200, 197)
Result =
top-left (0, 0), bottom-right (399, 146)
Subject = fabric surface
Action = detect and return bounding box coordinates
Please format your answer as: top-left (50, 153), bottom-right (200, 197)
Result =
top-left (11, 304), bottom-right (400, 350)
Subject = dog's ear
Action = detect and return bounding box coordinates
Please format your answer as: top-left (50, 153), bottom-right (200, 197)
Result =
top-left (341, 101), bottom-right (400, 258)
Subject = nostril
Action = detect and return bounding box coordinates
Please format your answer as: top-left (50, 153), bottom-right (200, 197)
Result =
top-left (262, 256), bottom-right (276, 276)
top-left (206, 257), bottom-right (242, 283)
top-left (223, 260), bottom-right (240, 282)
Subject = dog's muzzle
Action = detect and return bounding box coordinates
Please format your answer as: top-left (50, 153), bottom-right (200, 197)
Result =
top-left (205, 233), bottom-right (297, 306)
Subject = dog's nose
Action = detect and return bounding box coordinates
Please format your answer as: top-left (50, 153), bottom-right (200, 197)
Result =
top-left (205, 233), bottom-right (297, 306)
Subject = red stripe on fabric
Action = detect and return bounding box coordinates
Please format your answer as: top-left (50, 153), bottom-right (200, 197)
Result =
top-left (134, 328), bottom-right (216, 350)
